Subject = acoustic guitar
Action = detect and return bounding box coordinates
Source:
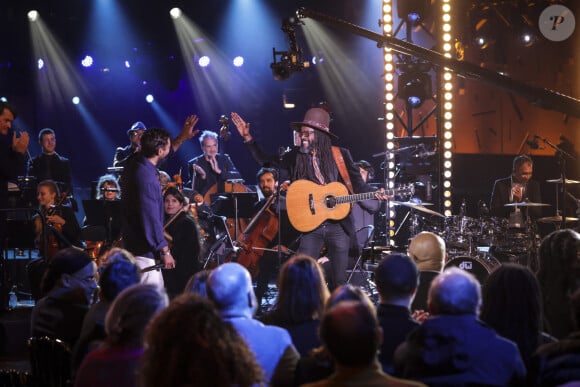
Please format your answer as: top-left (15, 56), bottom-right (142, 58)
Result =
top-left (286, 180), bottom-right (414, 232)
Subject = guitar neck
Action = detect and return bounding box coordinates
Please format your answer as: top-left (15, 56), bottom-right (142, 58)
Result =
top-left (334, 189), bottom-right (393, 205)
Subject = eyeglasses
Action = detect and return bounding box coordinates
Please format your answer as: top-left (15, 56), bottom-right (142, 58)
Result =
top-left (298, 130), bottom-right (315, 137)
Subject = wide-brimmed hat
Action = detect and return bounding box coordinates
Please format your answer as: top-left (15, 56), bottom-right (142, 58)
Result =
top-left (290, 108), bottom-right (338, 139)
top-left (127, 121), bottom-right (147, 136)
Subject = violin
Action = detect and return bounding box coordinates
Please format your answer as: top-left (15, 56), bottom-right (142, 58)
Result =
top-left (35, 193), bottom-right (67, 259)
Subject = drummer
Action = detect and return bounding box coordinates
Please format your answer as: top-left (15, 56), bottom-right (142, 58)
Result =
top-left (186, 130), bottom-right (242, 196)
top-left (490, 154), bottom-right (543, 227)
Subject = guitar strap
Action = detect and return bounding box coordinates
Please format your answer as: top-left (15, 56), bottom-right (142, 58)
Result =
top-left (332, 146), bottom-right (354, 195)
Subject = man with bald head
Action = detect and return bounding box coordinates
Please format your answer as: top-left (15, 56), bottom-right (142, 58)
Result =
top-left (207, 263), bottom-right (298, 386)
top-left (394, 268), bottom-right (526, 386)
top-left (407, 232), bottom-right (445, 311)
top-left (303, 300), bottom-right (424, 387)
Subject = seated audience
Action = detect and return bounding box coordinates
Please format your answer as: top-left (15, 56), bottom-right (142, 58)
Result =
top-left (138, 293), bottom-right (264, 387)
top-left (206, 262), bottom-right (299, 386)
top-left (74, 284), bottom-right (168, 387)
top-left (394, 268), bottom-right (526, 386)
top-left (260, 254), bottom-right (330, 356)
top-left (183, 269), bottom-right (211, 297)
top-left (30, 248), bottom-right (97, 348)
top-left (480, 263), bottom-right (556, 372)
top-left (534, 288), bottom-right (580, 386)
top-left (374, 254), bottom-right (420, 374)
top-left (537, 229), bottom-right (580, 339)
top-left (407, 231), bottom-right (446, 311)
top-left (302, 300), bottom-right (425, 387)
top-left (72, 255), bottom-right (141, 376)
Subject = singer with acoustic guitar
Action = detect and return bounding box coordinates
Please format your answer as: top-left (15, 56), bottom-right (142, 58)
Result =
top-left (232, 106), bottom-right (392, 290)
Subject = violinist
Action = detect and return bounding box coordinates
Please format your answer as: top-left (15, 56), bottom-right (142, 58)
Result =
top-left (186, 130), bottom-right (242, 196)
top-left (96, 174), bottom-right (121, 201)
top-left (251, 168), bottom-right (299, 308)
top-left (28, 179), bottom-right (82, 300)
top-left (162, 186), bottom-right (202, 298)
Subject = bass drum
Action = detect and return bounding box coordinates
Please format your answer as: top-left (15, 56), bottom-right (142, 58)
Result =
top-left (444, 255), bottom-right (500, 285)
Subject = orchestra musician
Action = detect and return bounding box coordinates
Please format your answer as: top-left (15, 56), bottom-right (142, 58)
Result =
top-left (28, 179), bottom-right (82, 300)
top-left (248, 167), bottom-right (299, 308)
top-left (28, 128), bottom-right (73, 197)
top-left (113, 121), bottom-right (146, 168)
top-left (162, 186), bottom-right (202, 298)
top-left (96, 174), bottom-right (121, 201)
top-left (232, 107), bottom-right (389, 290)
top-left (187, 130), bottom-right (242, 196)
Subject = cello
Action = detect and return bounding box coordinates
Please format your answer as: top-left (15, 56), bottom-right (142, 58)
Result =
top-left (231, 182), bottom-right (292, 278)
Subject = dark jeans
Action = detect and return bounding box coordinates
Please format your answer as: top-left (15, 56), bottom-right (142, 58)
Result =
top-left (298, 221), bottom-right (350, 290)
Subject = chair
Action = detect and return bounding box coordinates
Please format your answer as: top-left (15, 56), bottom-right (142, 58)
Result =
top-left (27, 336), bottom-right (72, 387)
top-left (346, 225), bottom-right (375, 297)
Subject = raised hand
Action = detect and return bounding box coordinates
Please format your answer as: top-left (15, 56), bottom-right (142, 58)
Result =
top-left (192, 163), bottom-right (206, 179)
top-left (231, 112), bottom-right (252, 142)
top-left (207, 156), bottom-right (221, 174)
top-left (12, 130), bottom-right (30, 154)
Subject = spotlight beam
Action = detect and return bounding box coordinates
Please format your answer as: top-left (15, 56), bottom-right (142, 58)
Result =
top-left (296, 7), bottom-right (580, 119)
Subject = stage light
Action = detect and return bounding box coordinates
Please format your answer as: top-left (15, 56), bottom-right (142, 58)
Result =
top-left (233, 56), bottom-right (244, 67)
top-left (37, 59), bottom-right (44, 70)
top-left (28, 10), bottom-right (39, 22)
top-left (81, 55), bottom-right (93, 68)
top-left (170, 8), bottom-right (182, 19)
top-left (124, 60), bottom-right (131, 68)
top-left (72, 97), bottom-right (80, 105)
top-left (146, 94), bottom-right (154, 103)
top-left (398, 71), bottom-right (432, 108)
top-left (397, 0), bottom-right (431, 26)
top-left (198, 56), bottom-right (210, 67)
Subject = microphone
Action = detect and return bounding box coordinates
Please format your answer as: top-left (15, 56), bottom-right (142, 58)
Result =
top-left (279, 146), bottom-right (291, 158)
top-left (525, 134), bottom-right (542, 149)
top-left (218, 115), bottom-right (230, 142)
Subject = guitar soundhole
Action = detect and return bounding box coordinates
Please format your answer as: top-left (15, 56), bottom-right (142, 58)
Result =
top-left (325, 196), bottom-right (336, 208)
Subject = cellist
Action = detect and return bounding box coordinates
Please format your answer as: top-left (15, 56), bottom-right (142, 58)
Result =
top-left (246, 167), bottom-right (300, 309)
top-left (29, 179), bottom-right (82, 299)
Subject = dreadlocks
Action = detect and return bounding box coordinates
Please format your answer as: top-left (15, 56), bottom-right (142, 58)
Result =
top-left (292, 130), bottom-right (337, 183)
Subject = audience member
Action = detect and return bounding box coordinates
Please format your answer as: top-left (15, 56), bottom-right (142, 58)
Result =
top-left (534, 288), bottom-right (580, 386)
top-left (30, 248), bottom-right (97, 348)
top-left (537, 229), bottom-right (580, 339)
top-left (394, 268), bottom-right (526, 386)
top-left (206, 262), bottom-right (299, 386)
top-left (295, 284), bottom-right (375, 385)
top-left (374, 254), bottom-right (420, 374)
top-left (407, 231), bottom-right (446, 311)
top-left (302, 301), bottom-right (425, 387)
top-left (261, 254), bottom-right (330, 356)
top-left (74, 284), bottom-right (168, 387)
top-left (480, 263), bottom-right (555, 372)
top-left (138, 293), bottom-right (264, 387)
top-left (72, 257), bottom-right (141, 376)
top-left (183, 269), bottom-right (211, 297)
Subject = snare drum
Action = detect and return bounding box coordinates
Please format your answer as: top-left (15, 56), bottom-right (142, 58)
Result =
top-left (444, 255), bottom-right (500, 284)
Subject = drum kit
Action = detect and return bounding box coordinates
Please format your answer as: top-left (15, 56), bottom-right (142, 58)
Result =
top-left (397, 177), bottom-right (580, 284)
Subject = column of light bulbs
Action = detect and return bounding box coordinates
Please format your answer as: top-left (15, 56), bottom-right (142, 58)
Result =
top-left (382, 0), bottom-right (396, 241)
top-left (441, 0), bottom-right (454, 216)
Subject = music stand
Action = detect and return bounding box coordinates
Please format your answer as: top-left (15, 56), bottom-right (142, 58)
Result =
top-left (210, 192), bottom-right (258, 240)
top-left (82, 200), bottom-right (122, 243)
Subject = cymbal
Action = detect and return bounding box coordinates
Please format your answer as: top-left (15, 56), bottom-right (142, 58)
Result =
top-left (546, 178), bottom-right (580, 184)
top-left (393, 201), bottom-right (444, 218)
top-left (537, 215), bottom-right (579, 223)
top-left (504, 201), bottom-right (550, 207)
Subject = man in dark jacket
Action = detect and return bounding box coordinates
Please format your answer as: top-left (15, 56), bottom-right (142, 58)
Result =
top-left (394, 267), bottom-right (526, 386)
top-left (232, 108), bottom-right (388, 290)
